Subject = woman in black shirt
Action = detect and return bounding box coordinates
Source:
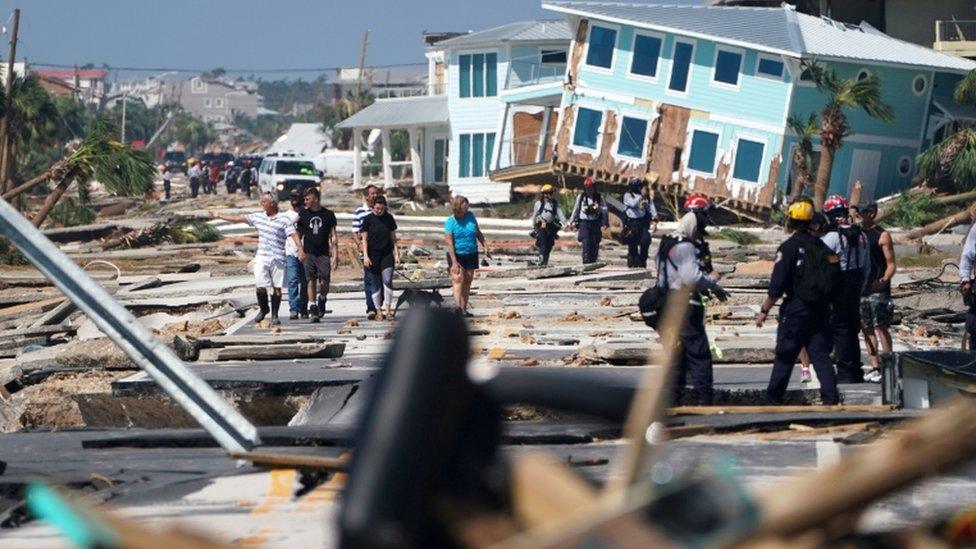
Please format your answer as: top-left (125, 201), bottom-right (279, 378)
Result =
top-left (359, 196), bottom-right (400, 320)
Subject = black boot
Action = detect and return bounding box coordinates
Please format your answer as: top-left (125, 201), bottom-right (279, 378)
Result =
top-left (270, 293), bottom-right (282, 325)
top-left (255, 290), bottom-right (270, 323)
top-left (318, 295), bottom-right (327, 315)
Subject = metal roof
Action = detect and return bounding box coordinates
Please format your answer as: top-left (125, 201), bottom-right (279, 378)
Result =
top-left (336, 95), bottom-right (449, 129)
top-left (932, 95), bottom-right (976, 122)
top-left (542, 2), bottom-right (976, 72)
top-left (434, 20), bottom-right (573, 48)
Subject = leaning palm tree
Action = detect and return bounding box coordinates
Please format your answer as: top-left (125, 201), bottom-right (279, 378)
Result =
top-left (917, 127), bottom-right (976, 192)
top-left (27, 118), bottom-right (156, 227)
top-left (787, 112), bottom-right (819, 200)
top-left (805, 61), bottom-right (895, 208)
top-left (0, 75), bottom-right (60, 194)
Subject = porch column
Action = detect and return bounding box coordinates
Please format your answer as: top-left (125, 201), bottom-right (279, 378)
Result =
top-left (494, 103), bottom-right (511, 171)
top-left (352, 128), bottom-right (362, 189)
top-left (536, 106), bottom-right (553, 163)
top-left (380, 128), bottom-right (393, 188)
top-left (408, 126), bottom-right (423, 189)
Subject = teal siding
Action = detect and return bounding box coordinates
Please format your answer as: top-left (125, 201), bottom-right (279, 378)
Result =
top-left (448, 46), bottom-right (507, 183)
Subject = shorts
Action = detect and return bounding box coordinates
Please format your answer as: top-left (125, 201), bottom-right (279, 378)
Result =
top-left (254, 260), bottom-right (285, 288)
top-left (448, 252), bottom-right (479, 271)
top-left (860, 293), bottom-right (894, 330)
top-left (303, 254), bottom-right (332, 285)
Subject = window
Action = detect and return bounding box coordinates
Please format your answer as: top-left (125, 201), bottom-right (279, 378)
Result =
top-left (191, 78), bottom-right (205, 92)
top-left (732, 139), bottom-right (765, 183)
top-left (630, 33), bottom-right (662, 79)
top-left (913, 74), bottom-right (927, 96)
top-left (897, 156), bottom-right (913, 176)
top-left (757, 55), bottom-right (784, 79)
top-left (458, 52), bottom-right (498, 98)
top-left (541, 49), bottom-right (567, 64)
top-left (856, 68), bottom-right (871, 81)
top-left (276, 161), bottom-right (318, 176)
top-left (586, 25), bottom-right (617, 69)
top-left (203, 98), bottom-right (213, 108)
top-left (459, 132), bottom-right (495, 178)
top-left (713, 49), bottom-right (742, 87)
top-left (688, 130), bottom-right (719, 174)
top-left (573, 107), bottom-right (603, 150)
top-left (668, 41), bottom-right (694, 93)
top-left (617, 116), bottom-right (648, 158)
top-left (215, 98), bottom-right (225, 108)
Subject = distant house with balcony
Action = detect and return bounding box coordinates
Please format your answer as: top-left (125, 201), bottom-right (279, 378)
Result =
top-left (338, 20), bottom-right (572, 203)
top-left (534, 1), bottom-right (976, 213)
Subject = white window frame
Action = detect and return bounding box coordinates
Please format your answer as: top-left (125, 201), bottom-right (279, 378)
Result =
top-left (570, 105), bottom-right (605, 155)
top-left (626, 29), bottom-right (664, 83)
top-left (729, 134), bottom-right (768, 185)
top-left (896, 155), bottom-right (913, 176)
top-left (582, 21), bottom-right (620, 75)
top-left (665, 37), bottom-right (697, 98)
top-left (215, 97), bottom-right (225, 108)
top-left (793, 59), bottom-right (821, 88)
top-left (756, 53), bottom-right (786, 82)
top-left (683, 124), bottom-right (722, 178)
top-left (856, 68), bottom-right (872, 81)
top-left (710, 45), bottom-right (744, 91)
top-left (457, 129), bottom-right (497, 180)
top-left (456, 48), bottom-right (500, 101)
top-left (191, 78), bottom-right (206, 93)
top-left (912, 74), bottom-right (928, 97)
top-left (203, 97), bottom-right (213, 108)
top-left (612, 112), bottom-right (652, 162)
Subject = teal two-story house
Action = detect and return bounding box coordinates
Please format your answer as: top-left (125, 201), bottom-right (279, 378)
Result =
top-left (532, 1), bottom-right (976, 210)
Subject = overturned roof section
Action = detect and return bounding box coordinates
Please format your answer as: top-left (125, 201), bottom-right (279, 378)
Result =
top-left (932, 95), bottom-right (976, 122)
top-left (542, 2), bottom-right (976, 72)
top-left (434, 20), bottom-right (573, 49)
top-left (265, 123), bottom-right (331, 157)
top-left (336, 95), bottom-right (449, 129)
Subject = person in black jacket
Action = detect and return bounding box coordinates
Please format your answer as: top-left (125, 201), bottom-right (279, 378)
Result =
top-left (757, 200), bottom-right (840, 405)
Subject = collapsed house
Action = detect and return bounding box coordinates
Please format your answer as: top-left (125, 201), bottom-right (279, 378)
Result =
top-left (490, 2), bottom-right (976, 214)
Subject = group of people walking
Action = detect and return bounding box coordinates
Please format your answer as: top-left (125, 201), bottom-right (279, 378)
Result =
top-left (161, 158), bottom-right (256, 201)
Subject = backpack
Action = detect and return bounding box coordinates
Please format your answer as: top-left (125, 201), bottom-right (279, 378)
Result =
top-left (793, 237), bottom-right (840, 302)
top-left (639, 235), bottom-right (680, 329)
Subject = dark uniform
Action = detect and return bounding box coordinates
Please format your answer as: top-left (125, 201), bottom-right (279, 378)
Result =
top-left (623, 189), bottom-right (657, 268)
top-left (765, 231), bottom-right (840, 405)
top-left (570, 191), bottom-right (608, 264)
top-left (822, 224), bottom-right (870, 383)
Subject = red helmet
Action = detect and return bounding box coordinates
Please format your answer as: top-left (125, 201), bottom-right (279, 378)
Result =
top-left (583, 177), bottom-right (596, 187)
top-left (822, 195), bottom-right (849, 214)
top-left (684, 193), bottom-right (712, 210)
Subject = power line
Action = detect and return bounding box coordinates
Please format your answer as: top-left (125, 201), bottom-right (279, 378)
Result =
top-left (28, 60), bottom-right (427, 74)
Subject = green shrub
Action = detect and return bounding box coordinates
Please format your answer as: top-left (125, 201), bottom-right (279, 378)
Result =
top-left (715, 227), bottom-right (760, 246)
top-left (883, 192), bottom-right (949, 228)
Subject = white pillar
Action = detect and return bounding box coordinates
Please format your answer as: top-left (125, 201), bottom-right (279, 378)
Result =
top-left (352, 129), bottom-right (362, 189)
top-left (408, 126), bottom-right (423, 189)
top-left (494, 103), bottom-right (511, 170)
top-left (536, 106), bottom-right (552, 163)
top-left (380, 128), bottom-right (393, 188)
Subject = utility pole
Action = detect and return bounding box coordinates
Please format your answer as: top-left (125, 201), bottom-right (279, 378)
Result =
top-left (120, 90), bottom-right (127, 144)
top-left (0, 8), bottom-right (21, 194)
top-left (354, 29), bottom-right (369, 110)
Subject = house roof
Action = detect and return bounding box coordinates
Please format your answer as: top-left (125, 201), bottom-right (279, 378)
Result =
top-left (932, 95), bottom-right (976, 122)
top-left (542, 2), bottom-right (976, 73)
top-left (33, 68), bottom-right (108, 80)
top-left (336, 95), bottom-right (449, 129)
top-left (265, 123), bottom-right (331, 156)
top-left (434, 20), bottom-right (573, 48)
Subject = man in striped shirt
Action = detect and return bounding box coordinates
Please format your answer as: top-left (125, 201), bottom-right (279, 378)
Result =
top-left (210, 193), bottom-right (294, 325)
top-left (352, 185), bottom-right (382, 319)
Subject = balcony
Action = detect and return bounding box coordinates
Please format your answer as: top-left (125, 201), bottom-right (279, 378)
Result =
top-left (504, 58), bottom-right (566, 90)
top-left (934, 20), bottom-right (976, 58)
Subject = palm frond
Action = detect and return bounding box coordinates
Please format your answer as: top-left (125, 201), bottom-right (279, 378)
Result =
top-left (955, 69), bottom-right (976, 107)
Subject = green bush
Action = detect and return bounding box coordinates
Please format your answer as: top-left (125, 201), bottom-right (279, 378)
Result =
top-left (715, 228), bottom-right (760, 246)
top-left (167, 220), bottom-right (221, 244)
top-left (49, 197), bottom-right (96, 227)
top-left (883, 192), bottom-right (948, 228)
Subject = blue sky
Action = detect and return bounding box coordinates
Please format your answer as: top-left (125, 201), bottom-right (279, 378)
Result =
top-left (0, 0), bottom-right (554, 78)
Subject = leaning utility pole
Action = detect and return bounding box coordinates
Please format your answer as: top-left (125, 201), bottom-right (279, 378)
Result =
top-left (120, 90), bottom-right (127, 144)
top-left (354, 29), bottom-right (369, 109)
top-left (0, 8), bottom-right (21, 194)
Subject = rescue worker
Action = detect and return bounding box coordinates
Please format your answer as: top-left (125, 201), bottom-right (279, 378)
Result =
top-left (959, 221), bottom-right (976, 349)
top-left (225, 161), bottom-right (238, 194)
top-left (531, 183), bottom-right (566, 267)
top-left (622, 178), bottom-right (658, 268)
top-left (187, 158), bottom-right (201, 198)
top-left (759, 199), bottom-right (840, 405)
top-left (208, 161), bottom-right (220, 194)
top-left (239, 159), bottom-right (255, 198)
top-left (821, 195), bottom-right (870, 383)
top-left (857, 202), bottom-right (896, 383)
top-left (569, 178), bottom-right (608, 264)
top-left (159, 164), bottom-right (171, 201)
top-left (655, 195), bottom-right (728, 405)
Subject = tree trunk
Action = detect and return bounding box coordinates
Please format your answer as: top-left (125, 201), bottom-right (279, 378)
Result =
top-left (31, 179), bottom-right (71, 228)
top-left (3, 169), bottom-right (51, 201)
top-left (905, 202), bottom-right (976, 240)
top-left (812, 145), bottom-right (836, 209)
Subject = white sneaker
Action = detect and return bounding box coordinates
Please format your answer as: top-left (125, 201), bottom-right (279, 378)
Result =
top-left (865, 369), bottom-right (882, 383)
top-left (800, 367), bottom-right (812, 383)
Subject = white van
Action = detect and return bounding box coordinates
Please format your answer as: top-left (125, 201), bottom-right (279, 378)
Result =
top-left (258, 154), bottom-right (322, 200)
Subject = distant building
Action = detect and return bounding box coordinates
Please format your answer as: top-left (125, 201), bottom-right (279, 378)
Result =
top-left (113, 74), bottom-right (260, 123)
top-left (327, 65), bottom-right (428, 104)
top-left (33, 68), bottom-right (106, 102)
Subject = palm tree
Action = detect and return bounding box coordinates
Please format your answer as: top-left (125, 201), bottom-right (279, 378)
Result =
top-left (0, 75), bottom-right (60, 193)
top-left (917, 128), bottom-right (976, 192)
top-left (25, 118), bottom-right (156, 227)
top-left (805, 61), bottom-right (894, 208)
top-left (787, 112), bottom-right (819, 200)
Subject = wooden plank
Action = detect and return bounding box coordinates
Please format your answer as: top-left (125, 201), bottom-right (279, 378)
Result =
top-left (0, 297), bottom-right (64, 319)
top-left (511, 452), bottom-right (597, 528)
top-left (30, 299), bottom-right (76, 328)
top-left (668, 405), bottom-right (894, 416)
top-left (205, 342), bottom-right (346, 362)
top-left (229, 451), bottom-right (348, 471)
top-left (0, 323), bottom-right (75, 339)
top-left (198, 334), bottom-right (324, 347)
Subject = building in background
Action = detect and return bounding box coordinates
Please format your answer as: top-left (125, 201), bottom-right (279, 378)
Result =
top-left (33, 67), bottom-right (106, 102)
top-left (113, 74), bottom-right (260, 122)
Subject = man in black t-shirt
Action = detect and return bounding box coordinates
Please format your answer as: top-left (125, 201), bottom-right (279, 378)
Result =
top-left (290, 187), bottom-right (338, 322)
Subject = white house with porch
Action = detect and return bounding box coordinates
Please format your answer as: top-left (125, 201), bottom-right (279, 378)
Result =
top-left (337, 20), bottom-right (572, 204)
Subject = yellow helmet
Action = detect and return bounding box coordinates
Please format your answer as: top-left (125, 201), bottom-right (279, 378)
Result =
top-left (541, 184), bottom-right (555, 193)
top-left (787, 199), bottom-right (814, 221)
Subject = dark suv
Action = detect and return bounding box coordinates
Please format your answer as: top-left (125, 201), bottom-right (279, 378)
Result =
top-left (164, 150), bottom-right (187, 173)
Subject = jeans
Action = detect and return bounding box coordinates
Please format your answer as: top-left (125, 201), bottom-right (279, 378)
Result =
top-left (363, 266), bottom-right (376, 313)
top-left (286, 255), bottom-right (308, 314)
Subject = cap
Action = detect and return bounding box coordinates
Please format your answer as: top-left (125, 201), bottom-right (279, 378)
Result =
top-left (822, 195), bottom-right (849, 214)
